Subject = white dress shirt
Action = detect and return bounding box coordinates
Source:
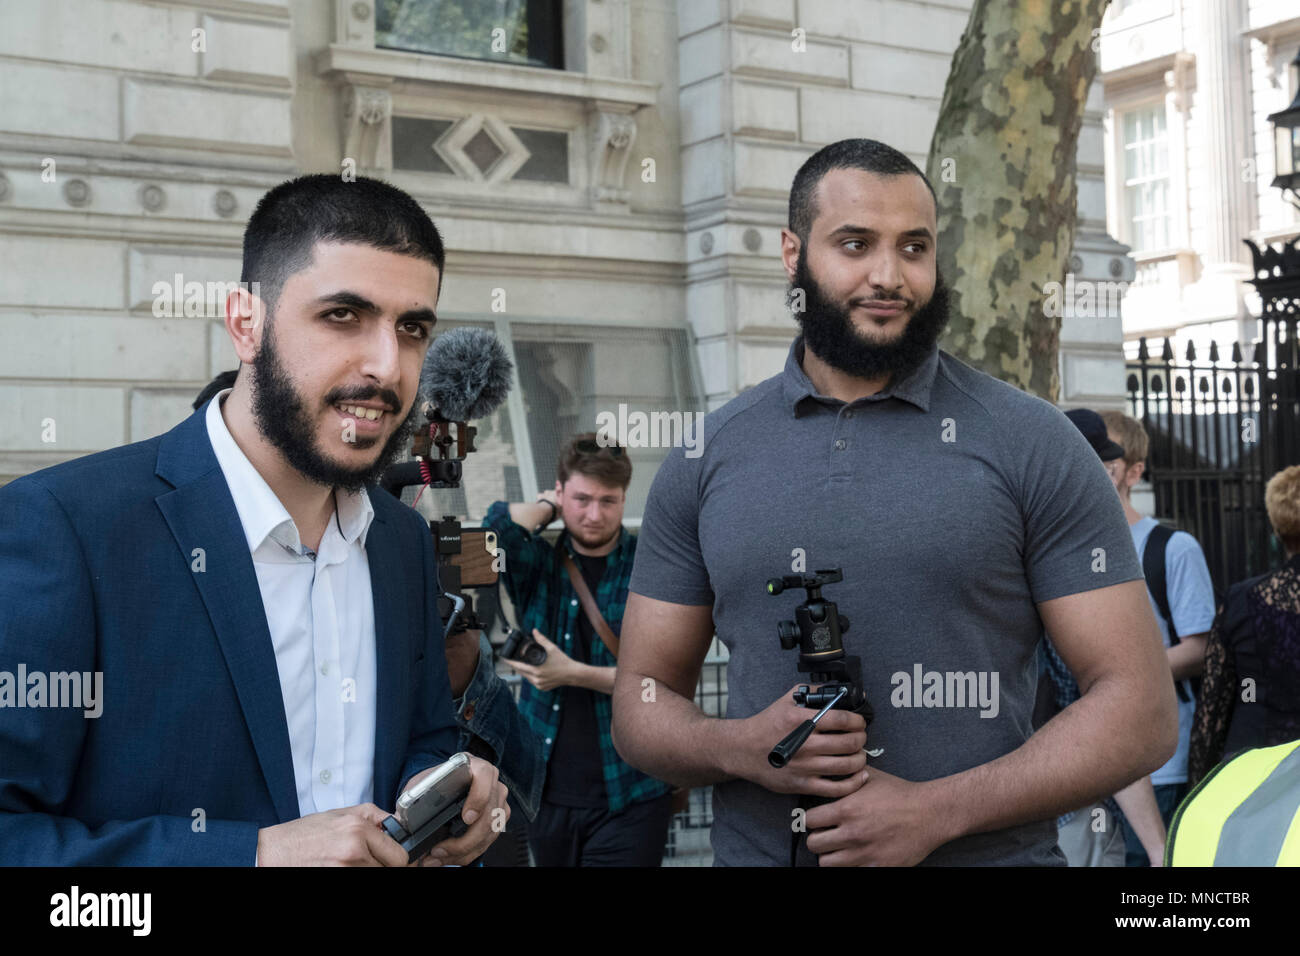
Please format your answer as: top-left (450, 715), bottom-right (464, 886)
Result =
top-left (205, 389), bottom-right (378, 823)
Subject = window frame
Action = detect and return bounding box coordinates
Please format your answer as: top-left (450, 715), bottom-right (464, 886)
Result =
top-left (1118, 101), bottom-right (1174, 254)
top-left (427, 312), bottom-right (705, 526)
top-left (373, 0), bottom-right (566, 71)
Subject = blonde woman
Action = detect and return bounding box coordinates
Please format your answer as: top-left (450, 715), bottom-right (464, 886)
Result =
top-left (1189, 465), bottom-right (1300, 785)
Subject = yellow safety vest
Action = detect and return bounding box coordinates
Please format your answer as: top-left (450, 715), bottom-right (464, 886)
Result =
top-left (1166, 738), bottom-right (1300, 866)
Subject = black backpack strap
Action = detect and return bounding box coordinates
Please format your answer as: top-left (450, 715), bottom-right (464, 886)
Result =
top-left (1142, 523), bottom-right (1190, 703)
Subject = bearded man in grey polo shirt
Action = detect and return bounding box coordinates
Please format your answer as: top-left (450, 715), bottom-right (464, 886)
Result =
top-left (611, 139), bottom-right (1179, 866)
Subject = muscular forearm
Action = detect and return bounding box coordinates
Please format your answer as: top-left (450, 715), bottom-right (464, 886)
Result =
top-left (1168, 634), bottom-right (1208, 681)
top-left (925, 674), bottom-right (1177, 845)
top-left (1112, 776), bottom-right (1166, 865)
top-left (568, 663), bottom-right (616, 695)
top-left (612, 678), bottom-right (738, 788)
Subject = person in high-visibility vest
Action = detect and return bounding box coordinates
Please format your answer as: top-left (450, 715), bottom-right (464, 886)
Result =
top-left (1166, 738), bottom-right (1300, 866)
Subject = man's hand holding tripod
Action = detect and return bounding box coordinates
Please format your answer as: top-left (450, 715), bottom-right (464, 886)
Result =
top-left (729, 684), bottom-right (869, 798)
top-left (735, 685), bottom-right (949, 865)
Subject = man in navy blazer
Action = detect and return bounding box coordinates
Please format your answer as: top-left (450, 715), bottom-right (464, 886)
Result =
top-left (0, 175), bottom-right (516, 865)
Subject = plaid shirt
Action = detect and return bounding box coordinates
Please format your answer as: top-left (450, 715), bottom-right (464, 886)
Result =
top-left (483, 500), bottom-right (670, 813)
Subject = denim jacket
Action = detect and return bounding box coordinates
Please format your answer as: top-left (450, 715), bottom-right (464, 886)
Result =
top-left (452, 631), bottom-right (543, 820)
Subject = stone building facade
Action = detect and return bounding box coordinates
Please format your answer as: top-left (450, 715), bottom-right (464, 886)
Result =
top-left (1, 0), bottom-right (1133, 512)
top-left (1098, 0), bottom-right (1300, 356)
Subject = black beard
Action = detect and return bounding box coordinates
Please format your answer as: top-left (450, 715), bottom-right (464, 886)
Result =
top-left (249, 320), bottom-right (418, 495)
top-left (790, 249), bottom-right (951, 384)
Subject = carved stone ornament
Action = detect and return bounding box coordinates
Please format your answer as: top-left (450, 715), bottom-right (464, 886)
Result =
top-left (342, 84), bottom-right (393, 171)
top-left (591, 107), bottom-right (638, 205)
top-left (140, 183), bottom-right (166, 212)
top-left (63, 178), bottom-right (91, 207)
top-left (213, 189), bottom-right (238, 217)
top-left (1164, 52), bottom-right (1195, 113)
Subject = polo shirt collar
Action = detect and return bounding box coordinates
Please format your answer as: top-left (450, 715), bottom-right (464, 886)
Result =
top-left (780, 334), bottom-right (940, 415)
top-left (205, 388), bottom-right (375, 556)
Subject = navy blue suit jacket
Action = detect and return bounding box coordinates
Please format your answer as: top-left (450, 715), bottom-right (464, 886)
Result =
top-left (0, 402), bottom-right (459, 864)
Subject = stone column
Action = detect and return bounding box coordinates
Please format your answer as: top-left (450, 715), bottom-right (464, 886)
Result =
top-left (1199, 0), bottom-right (1255, 269)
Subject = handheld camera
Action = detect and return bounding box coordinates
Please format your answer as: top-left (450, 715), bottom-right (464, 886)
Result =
top-left (499, 626), bottom-right (547, 667)
top-left (379, 325), bottom-right (516, 639)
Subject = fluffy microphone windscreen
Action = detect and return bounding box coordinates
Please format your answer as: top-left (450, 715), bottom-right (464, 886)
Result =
top-left (418, 326), bottom-right (514, 422)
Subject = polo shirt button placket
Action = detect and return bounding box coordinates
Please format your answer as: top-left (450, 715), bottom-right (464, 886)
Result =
top-left (830, 409), bottom-right (853, 479)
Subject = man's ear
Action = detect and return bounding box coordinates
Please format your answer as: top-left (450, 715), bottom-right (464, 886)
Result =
top-left (780, 228), bottom-right (801, 282)
top-left (226, 286), bottom-right (267, 365)
top-left (1130, 461), bottom-right (1145, 485)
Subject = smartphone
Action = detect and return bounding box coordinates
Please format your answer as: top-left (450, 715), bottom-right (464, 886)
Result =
top-left (382, 752), bottom-right (474, 862)
top-left (396, 752), bottom-right (472, 832)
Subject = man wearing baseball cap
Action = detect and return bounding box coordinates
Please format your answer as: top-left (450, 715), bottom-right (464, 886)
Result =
top-left (1037, 409), bottom-right (1170, 866)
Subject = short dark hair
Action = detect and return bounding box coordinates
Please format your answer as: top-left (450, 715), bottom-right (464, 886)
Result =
top-left (193, 369), bottom-right (238, 410)
top-left (788, 139), bottom-right (937, 244)
top-left (240, 174), bottom-right (446, 317)
top-left (557, 432), bottom-right (632, 491)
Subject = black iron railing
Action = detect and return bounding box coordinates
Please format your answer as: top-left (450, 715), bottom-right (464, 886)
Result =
top-left (1125, 336), bottom-right (1283, 591)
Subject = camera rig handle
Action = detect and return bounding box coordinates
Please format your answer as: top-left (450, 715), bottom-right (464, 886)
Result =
top-left (768, 685), bottom-right (848, 768)
top-left (767, 566), bottom-right (877, 768)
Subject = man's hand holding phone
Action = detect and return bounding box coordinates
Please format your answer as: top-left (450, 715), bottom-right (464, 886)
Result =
top-left (253, 753), bottom-right (508, 866)
top-left (405, 753), bottom-right (510, 867)
top-left (255, 803), bottom-right (411, 867)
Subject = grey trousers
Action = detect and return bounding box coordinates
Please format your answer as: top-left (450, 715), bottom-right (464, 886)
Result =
top-left (1056, 803), bottom-right (1125, 867)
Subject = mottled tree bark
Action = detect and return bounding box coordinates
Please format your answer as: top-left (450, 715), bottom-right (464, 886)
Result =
top-left (927, 0), bottom-right (1109, 401)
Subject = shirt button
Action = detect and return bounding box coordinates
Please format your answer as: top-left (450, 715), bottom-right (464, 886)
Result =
top-left (463, 701), bottom-right (476, 721)
top-left (545, 737), bottom-right (553, 745)
top-left (553, 703), bottom-right (560, 711)
top-left (570, 599), bottom-right (578, 607)
top-left (565, 633), bottom-right (571, 641)
top-left (844, 410), bottom-right (854, 419)
top-left (320, 662), bottom-right (329, 676)
top-left (320, 769), bottom-right (331, 784)
top-left (834, 438), bottom-right (847, 450)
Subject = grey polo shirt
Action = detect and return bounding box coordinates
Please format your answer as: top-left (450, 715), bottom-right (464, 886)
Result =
top-left (628, 335), bottom-right (1144, 866)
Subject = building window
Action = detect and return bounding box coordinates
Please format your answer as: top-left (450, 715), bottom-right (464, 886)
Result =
top-left (511, 128), bottom-right (569, 183)
top-left (1110, 0), bottom-right (1173, 19)
top-left (408, 320), bottom-right (704, 523)
top-left (510, 323), bottom-right (702, 521)
top-left (1121, 104), bottom-right (1172, 252)
top-left (376, 0), bottom-right (564, 70)
top-left (391, 117), bottom-right (456, 173)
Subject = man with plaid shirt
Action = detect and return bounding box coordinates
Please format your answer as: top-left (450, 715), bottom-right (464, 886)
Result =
top-left (483, 433), bottom-right (673, 866)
